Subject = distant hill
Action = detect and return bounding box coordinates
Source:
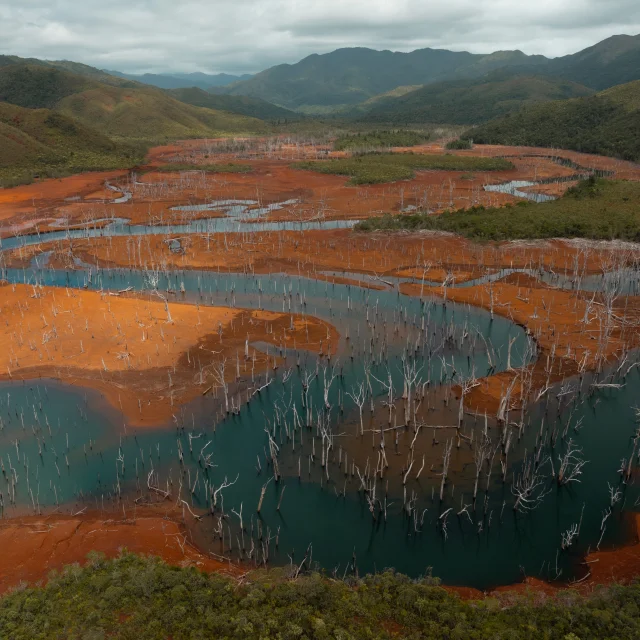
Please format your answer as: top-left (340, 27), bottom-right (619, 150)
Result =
top-left (168, 87), bottom-right (300, 121)
top-left (353, 72), bottom-right (594, 125)
top-left (217, 35), bottom-right (640, 112)
top-left (0, 61), bottom-right (268, 142)
top-left (465, 80), bottom-right (640, 161)
top-left (543, 34), bottom-right (640, 90)
top-left (216, 47), bottom-right (549, 110)
top-left (106, 70), bottom-right (252, 90)
top-left (0, 102), bottom-right (144, 185)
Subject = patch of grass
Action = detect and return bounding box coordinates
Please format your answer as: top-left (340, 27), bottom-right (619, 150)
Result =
top-left (356, 178), bottom-right (640, 241)
top-left (293, 152), bottom-right (513, 185)
top-left (155, 163), bottom-right (252, 173)
top-left (334, 130), bottom-right (431, 151)
top-left (2, 552), bottom-right (640, 639)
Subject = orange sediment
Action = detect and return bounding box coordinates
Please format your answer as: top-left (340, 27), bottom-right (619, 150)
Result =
top-left (0, 284), bottom-right (338, 425)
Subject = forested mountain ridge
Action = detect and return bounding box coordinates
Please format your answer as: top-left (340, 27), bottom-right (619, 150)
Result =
top-left (464, 80), bottom-right (640, 161)
top-left (213, 34), bottom-right (640, 112)
top-left (215, 46), bottom-right (550, 109)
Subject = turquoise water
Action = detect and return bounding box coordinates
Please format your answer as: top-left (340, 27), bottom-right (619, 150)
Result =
top-left (0, 263), bottom-right (637, 588)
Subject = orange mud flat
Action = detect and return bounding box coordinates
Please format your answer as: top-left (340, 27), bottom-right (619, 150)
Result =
top-left (0, 284), bottom-right (338, 426)
top-left (5, 140), bottom-right (639, 235)
top-left (0, 506), bottom-right (240, 594)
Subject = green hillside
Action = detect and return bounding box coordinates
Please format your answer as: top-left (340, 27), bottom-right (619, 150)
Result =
top-left (0, 64), bottom-right (97, 109)
top-left (0, 102), bottom-right (144, 186)
top-left (0, 61), bottom-right (269, 143)
top-left (544, 34), bottom-right (640, 90)
top-left (355, 73), bottom-right (594, 125)
top-left (218, 47), bottom-right (549, 110)
top-left (168, 87), bottom-right (300, 121)
top-left (465, 80), bottom-right (640, 161)
top-left (56, 85), bottom-right (268, 141)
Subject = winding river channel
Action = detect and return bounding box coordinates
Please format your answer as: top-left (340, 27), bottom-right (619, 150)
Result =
top-left (0, 204), bottom-right (638, 589)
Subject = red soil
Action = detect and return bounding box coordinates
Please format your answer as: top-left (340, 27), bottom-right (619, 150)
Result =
top-left (0, 506), bottom-right (240, 594)
top-left (0, 284), bottom-right (338, 425)
top-left (3, 141), bottom-right (638, 234)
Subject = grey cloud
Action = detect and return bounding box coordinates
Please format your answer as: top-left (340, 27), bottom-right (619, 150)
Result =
top-left (0, 0), bottom-right (638, 74)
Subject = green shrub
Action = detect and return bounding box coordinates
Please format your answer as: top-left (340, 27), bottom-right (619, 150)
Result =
top-left (445, 138), bottom-right (473, 150)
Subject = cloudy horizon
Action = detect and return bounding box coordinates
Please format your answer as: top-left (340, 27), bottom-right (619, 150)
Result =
top-left (0, 1), bottom-right (639, 75)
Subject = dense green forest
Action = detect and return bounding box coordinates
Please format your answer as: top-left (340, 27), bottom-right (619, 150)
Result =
top-left (294, 153), bottom-right (513, 185)
top-left (464, 80), bottom-right (640, 162)
top-left (355, 73), bottom-right (593, 125)
top-left (356, 178), bottom-right (640, 241)
top-left (1, 552), bottom-right (639, 639)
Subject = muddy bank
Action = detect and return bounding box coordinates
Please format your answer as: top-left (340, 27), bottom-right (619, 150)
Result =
top-left (0, 506), bottom-right (239, 594)
top-left (0, 284), bottom-right (338, 425)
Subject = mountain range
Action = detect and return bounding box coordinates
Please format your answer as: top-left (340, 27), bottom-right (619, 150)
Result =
top-left (1, 31), bottom-right (639, 181)
top-left (106, 70), bottom-right (253, 91)
top-left (211, 34), bottom-right (640, 112)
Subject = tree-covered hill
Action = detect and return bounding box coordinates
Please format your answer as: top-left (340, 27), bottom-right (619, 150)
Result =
top-left (465, 80), bottom-right (640, 161)
top-left (543, 34), bottom-right (640, 90)
top-left (353, 72), bottom-right (594, 125)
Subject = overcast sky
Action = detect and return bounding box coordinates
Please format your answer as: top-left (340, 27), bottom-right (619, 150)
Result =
top-left (1, 1), bottom-right (639, 75)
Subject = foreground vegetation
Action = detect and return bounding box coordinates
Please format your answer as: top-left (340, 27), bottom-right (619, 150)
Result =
top-left (333, 130), bottom-right (431, 151)
top-left (294, 152), bottom-right (513, 185)
top-left (356, 178), bottom-right (640, 241)
top-left (1, 552), bottom-right (639, 639)
top-left (465, 80), bottom-right (640, 162)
